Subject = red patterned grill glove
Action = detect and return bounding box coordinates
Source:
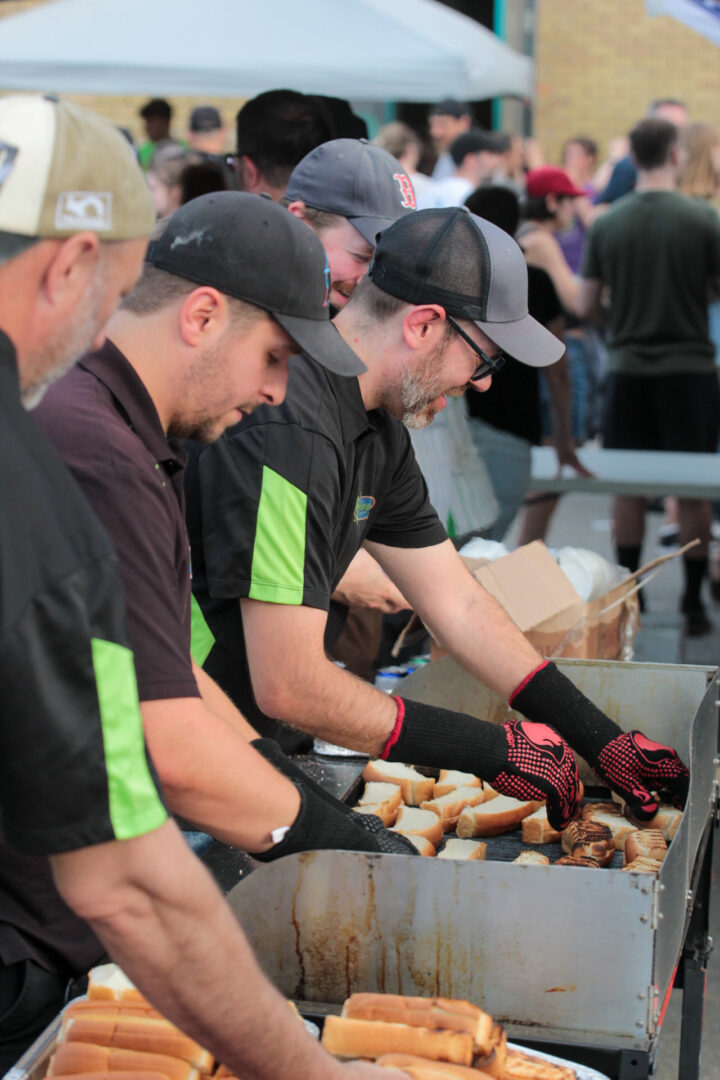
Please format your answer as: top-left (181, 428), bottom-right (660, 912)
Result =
top-left (510, 662), bottom-right (690, 820)
top-left (383, 698), bottom-right (581, 831)
top-left (595, 731), bottom-right (689, 818)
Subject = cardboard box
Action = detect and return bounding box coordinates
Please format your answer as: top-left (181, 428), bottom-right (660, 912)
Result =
top-left (429, 540), bottom-right (641, 662)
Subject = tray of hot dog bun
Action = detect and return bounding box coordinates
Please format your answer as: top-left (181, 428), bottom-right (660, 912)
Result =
top-left (5, 963), bottom-right (610, 1080)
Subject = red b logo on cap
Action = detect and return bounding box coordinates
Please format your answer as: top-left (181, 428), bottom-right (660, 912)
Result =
top-left (393, 173), bottom-right (416, 210)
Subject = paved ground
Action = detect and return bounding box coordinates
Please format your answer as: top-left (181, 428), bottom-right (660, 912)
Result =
top-left (516, 492), bottom-right (719, 1080)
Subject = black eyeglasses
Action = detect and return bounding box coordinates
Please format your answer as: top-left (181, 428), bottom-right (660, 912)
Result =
top-left (446, 315), bottom-right (507, 382)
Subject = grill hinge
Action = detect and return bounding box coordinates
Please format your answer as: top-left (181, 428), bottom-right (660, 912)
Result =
top-left (650, 880), bottom-right (663, 932)
top-left (647, 984), bottom-right (659, 1036)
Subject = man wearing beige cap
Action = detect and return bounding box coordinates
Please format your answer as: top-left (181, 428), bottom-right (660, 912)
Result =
top-left (0, 95), bottom-right (399, 1080)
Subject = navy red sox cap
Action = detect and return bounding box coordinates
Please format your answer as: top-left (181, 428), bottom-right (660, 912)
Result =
top-left (146, 191), bottom-right (365, 376)
top-left (285, 138), bottom-right (417, 246)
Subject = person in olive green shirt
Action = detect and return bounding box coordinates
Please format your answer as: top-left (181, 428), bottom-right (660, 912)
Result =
top-left (578, 117), bottom-right (720, 636)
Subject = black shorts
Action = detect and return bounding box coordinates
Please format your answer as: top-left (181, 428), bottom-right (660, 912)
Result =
top-left (603, 372), bottom-right (720, 453)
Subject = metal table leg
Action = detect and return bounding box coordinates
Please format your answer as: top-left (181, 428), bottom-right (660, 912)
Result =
top-left (676, 817), bottom-right (715, 1080)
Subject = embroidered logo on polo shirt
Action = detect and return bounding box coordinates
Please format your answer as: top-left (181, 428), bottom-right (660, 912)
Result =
top-left (353, 495), bottom-right (375, 523)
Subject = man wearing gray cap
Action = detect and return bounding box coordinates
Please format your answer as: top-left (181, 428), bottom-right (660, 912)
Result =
top-left (0, 95), bottom-right (399, 1080)
top-left (188, 206), bottom-right (690, 832)
top-left (284, 137), bottom-right (417, 309)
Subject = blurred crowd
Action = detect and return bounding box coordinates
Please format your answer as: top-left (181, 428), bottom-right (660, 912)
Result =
top-left (126, 90), bottom-right (720, 639)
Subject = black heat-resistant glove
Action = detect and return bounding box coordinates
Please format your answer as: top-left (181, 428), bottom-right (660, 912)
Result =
top-left (386, 697), bottom-right (581, 831)
top-left (251, 738), bottom-right (417, 861)
top-left (510, 662), bottom-right (690, 820)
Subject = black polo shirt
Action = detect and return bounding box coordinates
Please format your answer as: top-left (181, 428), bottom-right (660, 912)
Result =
top-left (34, 340), bottom-right (199, 704)
top-left (185, 355), bottom-right (447, 746)
top-left (0, 329), bottom-right (166, 971)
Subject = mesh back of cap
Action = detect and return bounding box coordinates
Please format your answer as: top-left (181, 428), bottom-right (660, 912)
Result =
top-left (369, 207), bottom-right (492, 319)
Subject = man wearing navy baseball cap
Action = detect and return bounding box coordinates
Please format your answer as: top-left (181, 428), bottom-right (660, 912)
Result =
top-left (283, 138), bottom-right (417, 308)
top-left (189, 204), bottom-right (689, 835)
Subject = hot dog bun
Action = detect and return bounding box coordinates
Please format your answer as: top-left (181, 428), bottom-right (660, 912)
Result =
top-left (321, 1015), bottom-right (473, 1065)
top-left (341, 994), bottom-right (494, 1055)
top-left (456, 797), bottom-right (542, 838)
top-left (362, 761), bottom-right (435, 806)
top-left (376, 1055), bottom-right (494, 1080)
top-left (61, 1016), bottom-right (212, 1072)
top-left (433, 771), bottom-right (482, 799)
top-left (49, 1042), bottom-right (199, 1080)
top-left (420, 787), bottom-right (486, 831)
top-left (87, 965), bottom-right (147, 1004)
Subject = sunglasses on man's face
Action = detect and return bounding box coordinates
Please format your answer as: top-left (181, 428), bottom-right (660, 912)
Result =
top-left (446, 315), bottom-right (507, 382)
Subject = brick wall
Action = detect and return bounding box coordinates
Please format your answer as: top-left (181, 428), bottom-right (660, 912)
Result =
top-left (535, 0), bottom-right (720, 165)
top-left (0, 0), bottom-right (243, 149)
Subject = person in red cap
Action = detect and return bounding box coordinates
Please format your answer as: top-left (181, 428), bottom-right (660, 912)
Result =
top-left (513, 167), bottom-right (590, 545)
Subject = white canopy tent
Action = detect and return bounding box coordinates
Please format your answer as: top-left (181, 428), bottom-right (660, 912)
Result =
top-left (0, 0), bottom-right (532, 101)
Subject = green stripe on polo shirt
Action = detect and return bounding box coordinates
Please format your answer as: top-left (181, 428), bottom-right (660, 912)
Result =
top-left (190, 594), bottom-right (215, 666)
top-left (249, 466), bottom-right (307, 605)
top-left (91, 638), bottom-right (167, 839)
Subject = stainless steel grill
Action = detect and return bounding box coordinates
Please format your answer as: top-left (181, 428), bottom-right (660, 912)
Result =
top-left (228, 658), bottom-right (719, 1076)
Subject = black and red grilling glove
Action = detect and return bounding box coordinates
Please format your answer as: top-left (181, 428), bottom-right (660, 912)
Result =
top-left (383, 697), bottom-right (581, 831)
top-left (510, 661), bottom-right (690, 820)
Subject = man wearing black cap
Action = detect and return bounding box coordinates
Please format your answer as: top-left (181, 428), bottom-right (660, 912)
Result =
top-left (432, 130), bottom-right (505, 208)
top-left (188, 206), bottom-right (689, 831)
top-left (187, 105), bottom-right (227, 156)
top-left (428, 99), bottom-right (472, 180)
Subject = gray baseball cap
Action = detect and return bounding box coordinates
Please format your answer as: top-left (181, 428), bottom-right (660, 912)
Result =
top-left (285, 138), bottom-right (417, 247)
top-left (368, 206), bottom-right (564, 368)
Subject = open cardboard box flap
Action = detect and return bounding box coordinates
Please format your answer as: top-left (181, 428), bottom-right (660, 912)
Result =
top-left (394, 540), bottom-right (695, 661)
top-left (468, 540), bottom-right (583, 633)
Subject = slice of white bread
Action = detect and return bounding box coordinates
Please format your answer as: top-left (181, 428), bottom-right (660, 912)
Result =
top-left (521, 806), bottom-right (563, 845)
top-left (437, 839), bottom-right (487, 861)
top-left (644, 804), bottom-right (682, 843)
top-left (87, 964), bottom-right (146, 1004)
top-left (456, 796), bottom-right (542, 838)
top-left (362, 760), bottom-right (435, 806)
top-left (420, 787), bottom-right (485, 831)
top-left (321, 1015), bottom-right (473, 1065)
top-left (513, 851), bottom-right (550, 866)
top-left (581, 802), bottom-right (638, 851)
top-left (433, 770), bottom-right (482, 799)
top-left (622, 856), bottom-right (663, 875)
top-left (391, 806), bottom-right (444, 849)
top-left (401, 835), bottom-right (436, 857)
top-left (357, 783), bottom-right (402, 826)
top-left (341, 994), bottom-right (495, 1054)
top-left (355, 804), bottom-right (399, 829)
top-left (623, 829), bottom-right (667, 866)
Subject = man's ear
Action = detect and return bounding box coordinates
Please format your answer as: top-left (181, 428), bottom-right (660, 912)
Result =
top-left (42, 232), bottom-right (100, 307)
top-left (238, 155), bottom-right (261, 192)
top-left (177, 286), bottom-right (225, 346)
top-left (401, 304), bottom-right (447, 350)
top-left (286, 200), bottom-right (307, 221)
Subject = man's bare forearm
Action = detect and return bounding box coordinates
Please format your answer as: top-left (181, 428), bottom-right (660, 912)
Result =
top-left (193, 661), bottom-right (260, 740)
top-left (51, 824), bottom-right (347, 1080)
top-left (141, 698), bottom-right (300, 852)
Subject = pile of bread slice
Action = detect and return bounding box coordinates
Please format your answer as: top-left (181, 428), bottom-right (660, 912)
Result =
top-left (321, 992), bottom-right (576, 1079)
top-left (44, 963), bottom-right (304, 1080)
top-left (358, 760), bottom-right (544, 858)
top-left (357, 760), bottom-right (681, 873)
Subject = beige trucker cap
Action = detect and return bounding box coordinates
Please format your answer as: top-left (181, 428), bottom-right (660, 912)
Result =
top-left (0, 95), bottom-right (155, 245)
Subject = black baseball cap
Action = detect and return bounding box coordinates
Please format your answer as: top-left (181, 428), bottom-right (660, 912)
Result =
top-left (368, 207), bottom-right (564, 368)
top-left (428, 99), bottom-right (471, 119)
top-left (285, 138), bottom-right (416, 246)
top-left (190, 105), bottom-right (222, 133)
top-left (146, 191), bottom-right (365, 376)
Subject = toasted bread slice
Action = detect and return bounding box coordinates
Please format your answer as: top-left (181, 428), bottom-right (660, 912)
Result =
top-left (420, 787), bottom-right (485, 831)
top-left (521, 806), bottom-right (563, 845)
top-left (433, 770), bottom-right (482, 799)
top-left (391, 806), bottom-right (444, 848)
top-left (362, 760), bottom-right (435, 806)
top-left (456, 796), bottom-right (542, 838)
top-left (436, 839), bottom-right (487, 861)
